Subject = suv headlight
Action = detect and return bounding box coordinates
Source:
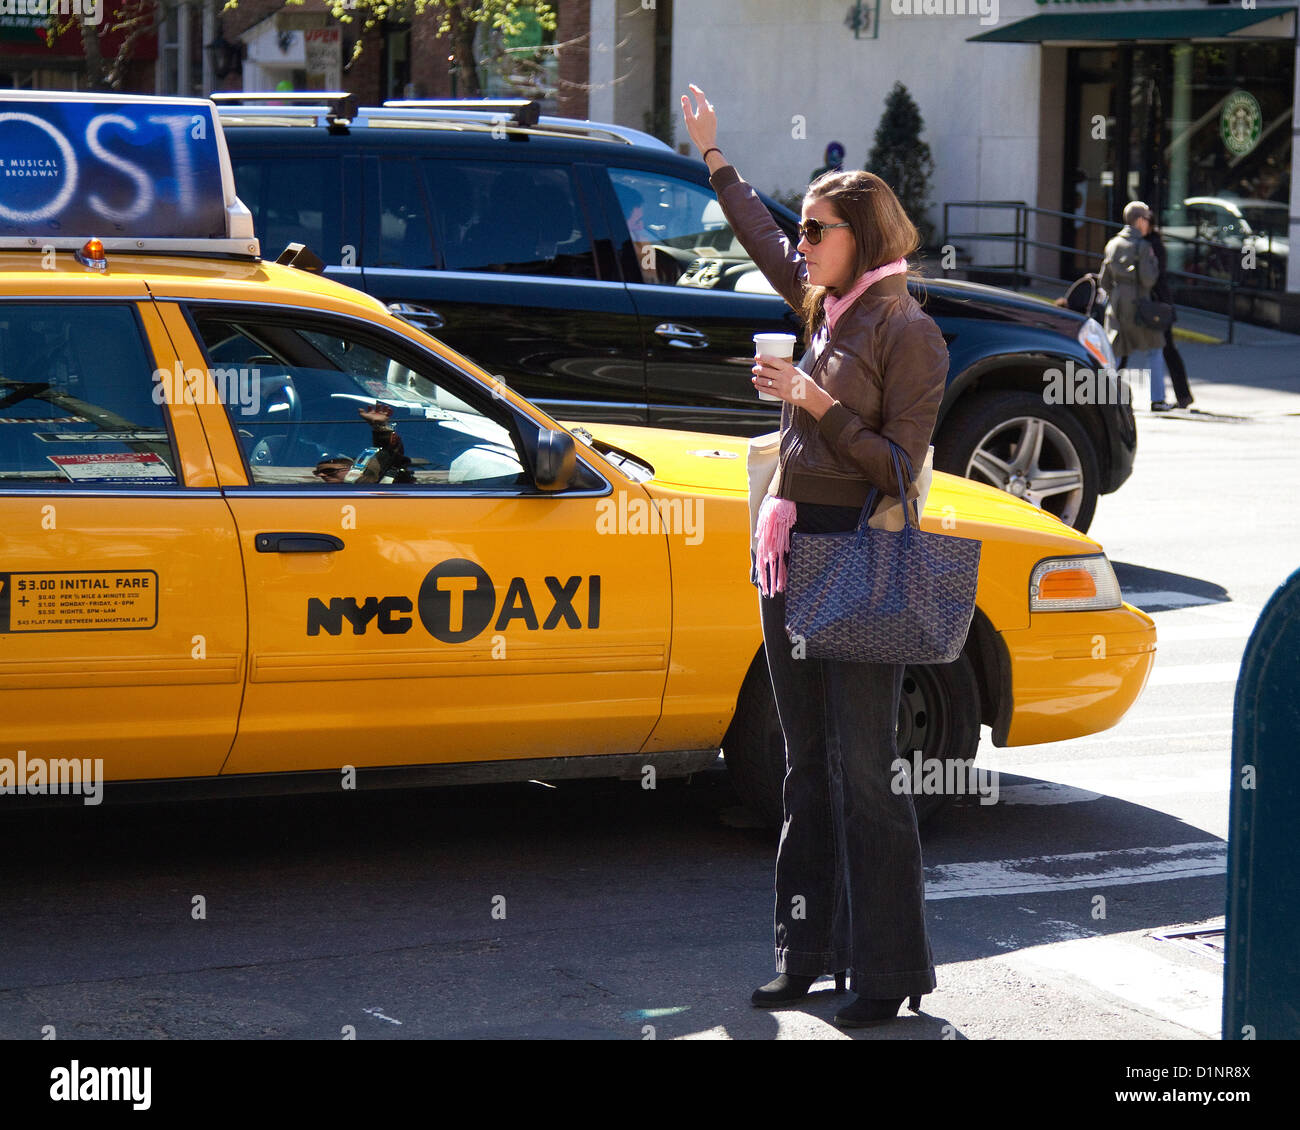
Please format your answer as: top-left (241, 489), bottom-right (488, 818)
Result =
top-left (1077, 317), bottom-right (1116, 371)
top-left (1029, 554), bottom-right (1123, 612)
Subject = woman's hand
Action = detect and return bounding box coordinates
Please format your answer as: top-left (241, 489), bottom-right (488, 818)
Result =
top-left (752, 355), bottom-right (834, 418)
top-left (680, 83), bottom-right (718, 156)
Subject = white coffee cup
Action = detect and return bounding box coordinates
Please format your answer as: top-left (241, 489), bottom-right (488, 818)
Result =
top-left (753, 332), bottom-right (797, 401)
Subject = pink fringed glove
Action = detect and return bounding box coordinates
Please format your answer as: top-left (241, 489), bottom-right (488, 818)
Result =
top-left (755, 494), bottom-right (797, 597)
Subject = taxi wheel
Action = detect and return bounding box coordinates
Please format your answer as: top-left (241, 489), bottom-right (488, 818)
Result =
top-left (721, 653), bottom-right (787, 829)
top-left (897, 654), bottom-right (981, 823)
top-left (722, 649), bottom-right (981, 828)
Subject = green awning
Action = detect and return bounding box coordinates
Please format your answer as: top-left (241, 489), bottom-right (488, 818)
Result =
top-left (969, 7), bottom-right (1296, 44)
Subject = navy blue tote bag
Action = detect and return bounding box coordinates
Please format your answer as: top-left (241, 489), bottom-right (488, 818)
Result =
top-left (783, 444), bottom-right (981, 664)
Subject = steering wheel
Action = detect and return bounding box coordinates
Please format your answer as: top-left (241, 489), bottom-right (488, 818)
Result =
top-left (244, 371), bottom-right (303, 468)
top-left (643, 244), bottom-right (693, 285)
top-left (679, 256), bottom-right (751, 290)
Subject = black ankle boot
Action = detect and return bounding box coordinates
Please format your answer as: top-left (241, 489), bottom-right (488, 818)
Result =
top-left (833, 993), bottom-right (923, 1028)
top-left (751, 971), bottom-right (847, 1007)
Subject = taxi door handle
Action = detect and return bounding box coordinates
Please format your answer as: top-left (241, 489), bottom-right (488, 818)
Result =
top-left (255, 532), bottom-right (345, 554)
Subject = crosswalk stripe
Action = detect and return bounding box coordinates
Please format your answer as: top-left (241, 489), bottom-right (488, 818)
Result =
top-left (1115, 711), bottom-right (1232, 724)
top-left (1003, 935), bottom-right (1223, 1037)
top-left (925, 841), bottom-right (1226, 899)
top-left (1150, 624), bottom-right (1252, 642)
top-left (989, 767), bottom-right (1227, 801)
top-left (1038, 728), bottom-right (1232, 746)
top-left (1124, 591), bottom-right (1223, 610)
top-left (996, 782), bottom-right (1102, 805)
top-left (1145, 662), bottom-right (1241, 686)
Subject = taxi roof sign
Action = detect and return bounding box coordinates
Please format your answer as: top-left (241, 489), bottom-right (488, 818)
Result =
top-left (0, 91), bottom-right (258, 257)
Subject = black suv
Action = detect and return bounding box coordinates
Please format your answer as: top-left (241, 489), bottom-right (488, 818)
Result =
top-left (218, 96), bottom-right (1135, 531)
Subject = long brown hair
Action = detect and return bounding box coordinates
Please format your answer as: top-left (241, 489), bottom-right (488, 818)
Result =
top-left (798, 170), bottom-right (921, 332)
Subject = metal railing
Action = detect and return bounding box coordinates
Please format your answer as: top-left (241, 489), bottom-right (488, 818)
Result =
top-left (939, 200), bottom-right (1272, 344)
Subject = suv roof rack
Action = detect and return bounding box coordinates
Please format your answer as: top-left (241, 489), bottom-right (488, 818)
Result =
top-left (383, 98), bottom-right (542, 126)
top-left (210, 91), bottom-right (356, 131)
top-left (365, 102), bottom-right (671, 149)
top-left (212, 92), bottom-right (672, 150)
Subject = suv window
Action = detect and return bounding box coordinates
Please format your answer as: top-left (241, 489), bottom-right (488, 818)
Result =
top-left (423, 160), bottom-right (597, 278)
top-left (367, 157), bottom-right (435, 269)
top-left (0, 304), bottom-right (178, 486)
top-left (191, 312), bottom-right (528, 489)
top-left (608, 167), bottom-right (761, 288)
top-left (231, 155), bottom-right (344, 263)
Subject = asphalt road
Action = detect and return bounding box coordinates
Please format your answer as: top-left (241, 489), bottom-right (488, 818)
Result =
top-left (0, 336), bottom-right (1295, 1045)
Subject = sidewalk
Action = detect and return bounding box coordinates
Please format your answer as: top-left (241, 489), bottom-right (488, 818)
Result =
top-left (990, 274), bottom-right (1300, 415)
top-left (1166, 306), bottom-right (1297, 347)
top-left (1174, 334), bottom-right (1300, 419)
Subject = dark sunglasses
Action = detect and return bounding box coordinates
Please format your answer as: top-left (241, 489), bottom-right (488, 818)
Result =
top-left (798, 218), bottom-right (851, 245)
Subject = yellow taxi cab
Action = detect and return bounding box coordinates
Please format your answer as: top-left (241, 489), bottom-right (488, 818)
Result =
top-left (0, 93), bottom-right (1156, 823)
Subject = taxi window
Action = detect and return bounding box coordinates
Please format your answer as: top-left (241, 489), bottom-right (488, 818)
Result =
top-left (190, 313), bottom-right (528, 489)
top-left (0, 304), bottom-right (178, 487)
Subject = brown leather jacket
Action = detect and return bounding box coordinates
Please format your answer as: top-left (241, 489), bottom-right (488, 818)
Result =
top-left (709, 164), bottom-right (949, 509)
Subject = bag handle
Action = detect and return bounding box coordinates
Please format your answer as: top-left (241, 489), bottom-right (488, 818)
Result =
top-left (855, 441), bottom-right (918, 544)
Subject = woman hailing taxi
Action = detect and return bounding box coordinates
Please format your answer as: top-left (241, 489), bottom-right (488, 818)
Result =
top-left (681, 85), bottom-right (949, 1027)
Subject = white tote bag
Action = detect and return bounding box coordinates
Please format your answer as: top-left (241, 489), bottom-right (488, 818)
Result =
top-left (747, 431), bottom-right (933, 553)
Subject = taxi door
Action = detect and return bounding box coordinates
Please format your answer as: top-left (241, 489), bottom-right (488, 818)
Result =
top-left (0, 295), bottom-right (246, 785)
top-left (154, 300), bottom-right (671, 776)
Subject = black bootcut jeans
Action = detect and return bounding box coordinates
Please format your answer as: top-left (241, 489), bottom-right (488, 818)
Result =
top-left (757, 502), bottom-right (936, 1000)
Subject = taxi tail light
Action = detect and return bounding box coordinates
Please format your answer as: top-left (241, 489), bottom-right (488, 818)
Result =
top-left (1029, 554), bottom-right (1122, 612)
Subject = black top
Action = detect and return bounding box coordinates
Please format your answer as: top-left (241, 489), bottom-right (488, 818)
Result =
top-left (1147, 229), bottom-right (1174, 306)
top-left (793, 501), bottom-right (861, 534)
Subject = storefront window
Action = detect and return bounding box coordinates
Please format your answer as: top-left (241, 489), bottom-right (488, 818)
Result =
top-left (1066, 49), bottom-right (1122, 269)
top-left (1158, 43), bottom-right (1292, 292)
top-left (1065, 40), bottom-right (1292, 294)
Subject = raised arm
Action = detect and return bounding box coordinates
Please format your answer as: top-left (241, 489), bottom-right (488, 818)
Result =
top-left (681, 84), bottom-right (809, 311)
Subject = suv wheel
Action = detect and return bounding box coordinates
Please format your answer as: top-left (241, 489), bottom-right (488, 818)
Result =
top-left (937, 390), bottom-right (1099, 532)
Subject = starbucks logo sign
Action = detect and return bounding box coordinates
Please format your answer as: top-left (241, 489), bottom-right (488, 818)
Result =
top-left (1221, 90), bottom-right (1262, 157)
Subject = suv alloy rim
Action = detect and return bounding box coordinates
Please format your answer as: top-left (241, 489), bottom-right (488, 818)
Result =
top-left (965, 416), bottom-right (1086, 528)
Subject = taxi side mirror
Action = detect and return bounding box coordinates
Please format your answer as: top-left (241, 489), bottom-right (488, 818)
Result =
top-left (534, 427), bottom-right (576, 491)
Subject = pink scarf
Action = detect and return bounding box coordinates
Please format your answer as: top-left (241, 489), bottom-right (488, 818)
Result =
top-left (823, 256), bottom-right (909, 331)
top-left (755, 258), bottom-right (908, 596)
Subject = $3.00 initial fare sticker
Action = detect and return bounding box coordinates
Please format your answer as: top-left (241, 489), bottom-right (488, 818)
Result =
top-left (0, 571), bottom-right (158, 633)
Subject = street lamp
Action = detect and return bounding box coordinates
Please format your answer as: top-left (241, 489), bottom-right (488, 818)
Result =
top-left (205, 32), bottom-right (244, 80)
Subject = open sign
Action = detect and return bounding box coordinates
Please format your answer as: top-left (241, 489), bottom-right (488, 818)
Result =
top-left (0, 97), bottom-right (227, 240)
